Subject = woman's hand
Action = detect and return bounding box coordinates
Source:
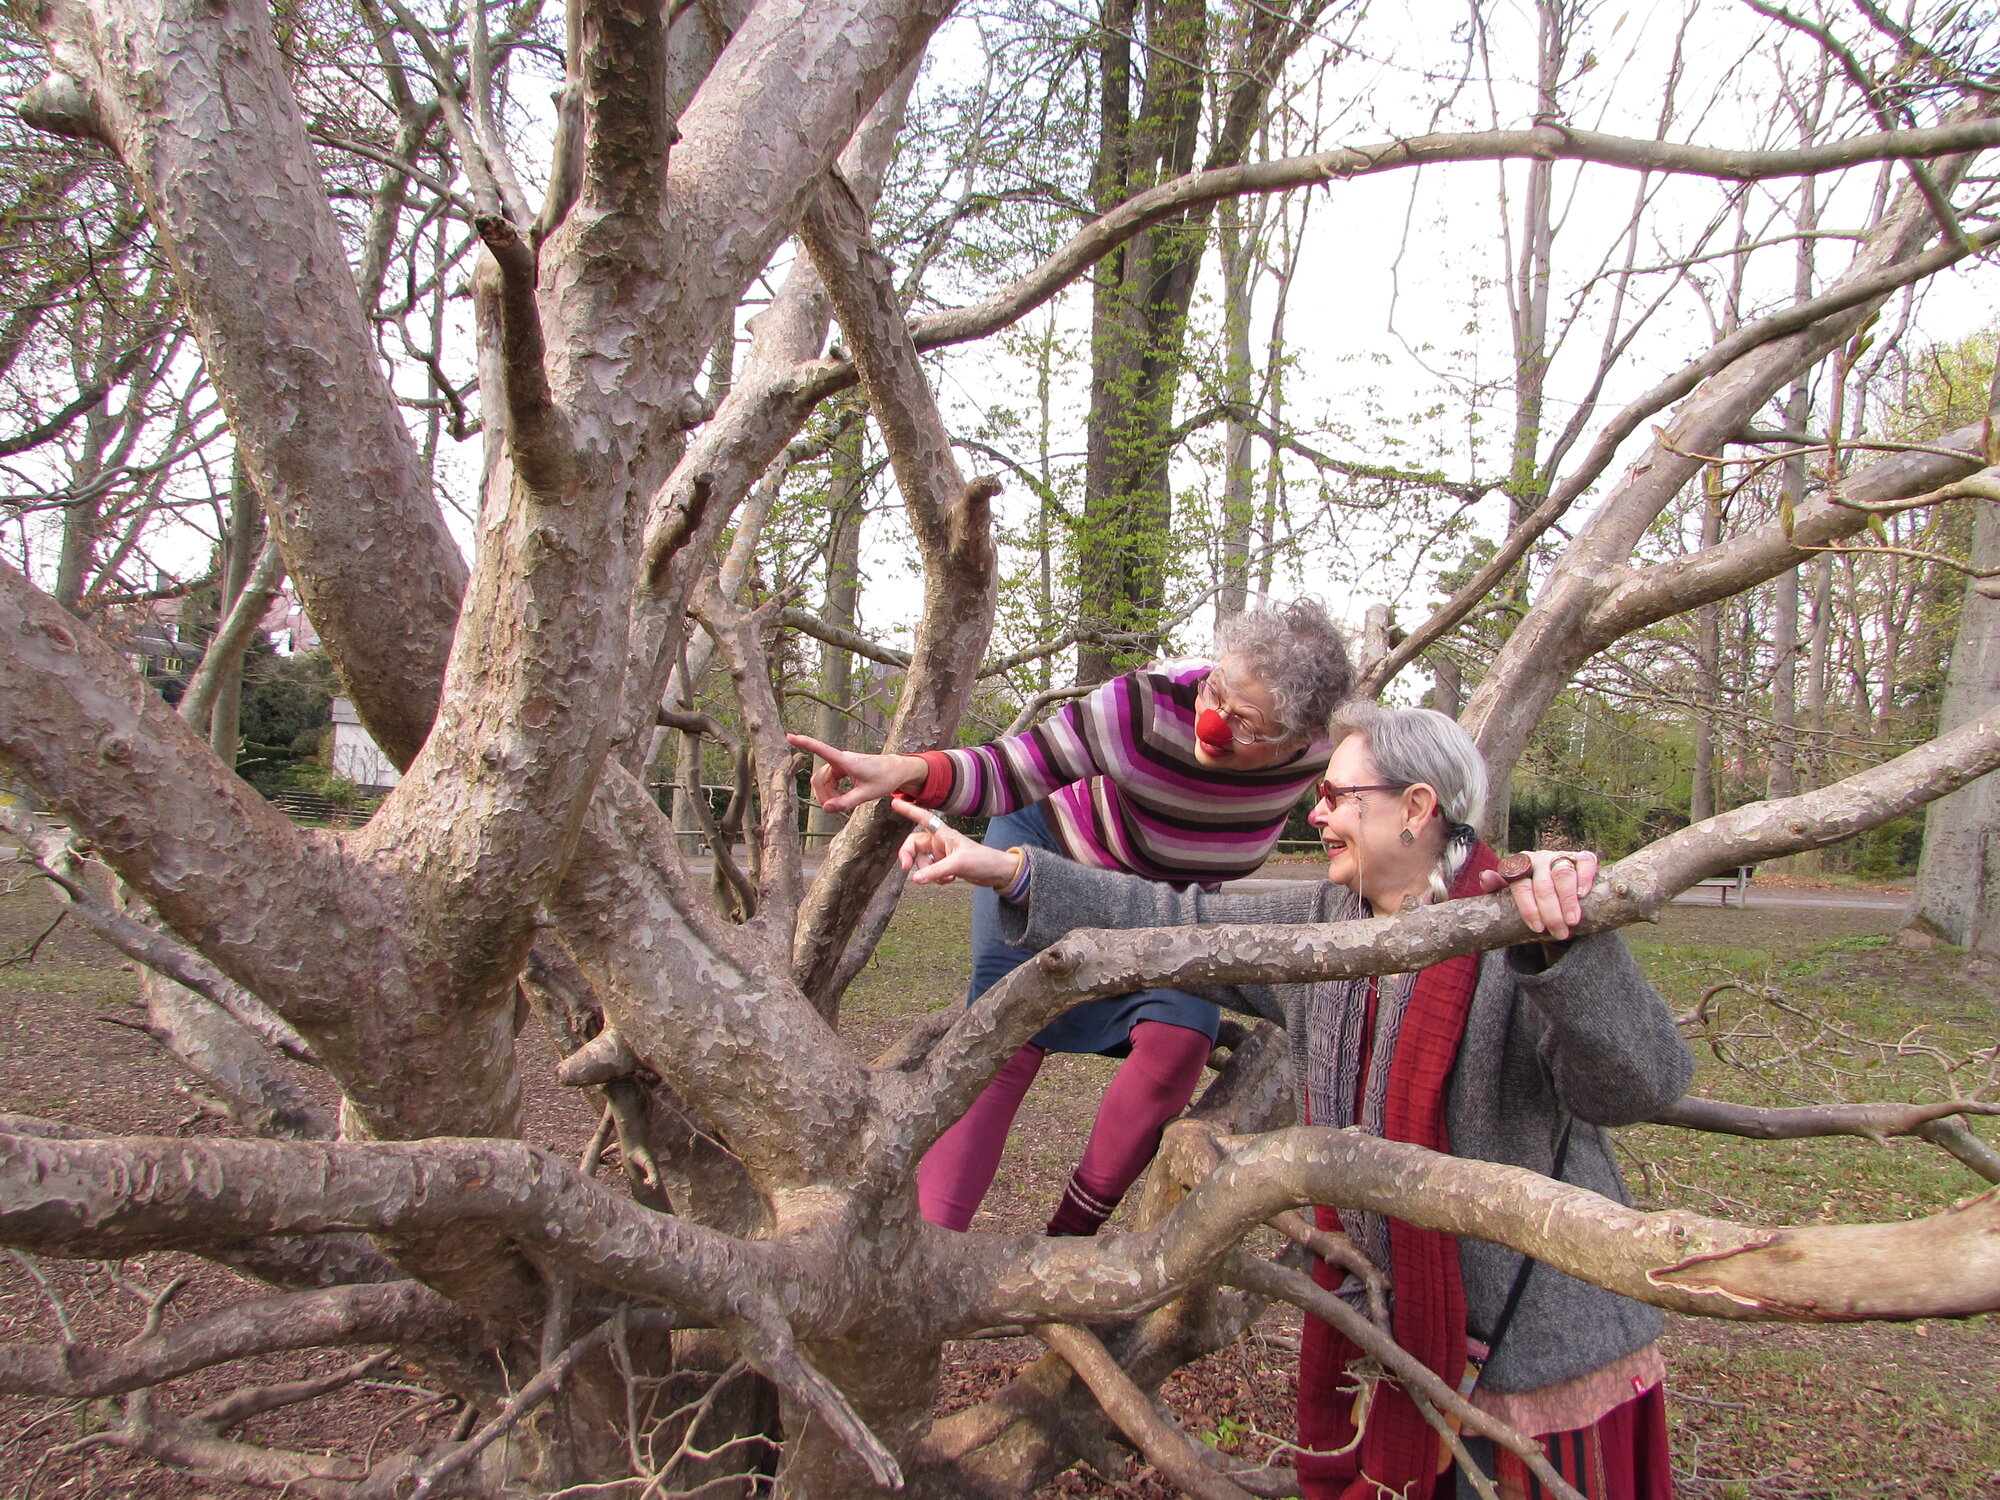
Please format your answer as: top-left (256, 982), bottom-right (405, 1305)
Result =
top-left (786, 733), bottom-right (928, 814)
top-left (1479, 849), bottom-right (1599, 942)
top-left (888, 797), bottom-right (1025, 890)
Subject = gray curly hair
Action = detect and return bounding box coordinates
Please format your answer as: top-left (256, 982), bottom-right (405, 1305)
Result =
top-left (1212, 599), bottom-right (1353, 740)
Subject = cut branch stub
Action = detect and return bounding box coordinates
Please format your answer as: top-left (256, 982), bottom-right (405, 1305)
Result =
top-left (15, 71), bottom-right (105, 142)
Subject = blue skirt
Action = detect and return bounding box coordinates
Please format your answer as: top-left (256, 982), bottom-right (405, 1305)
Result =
top-left (968, 803), bottom-right (1221, 1057)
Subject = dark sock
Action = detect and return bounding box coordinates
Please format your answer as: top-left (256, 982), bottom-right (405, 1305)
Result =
top-left (1043, 1021), bottom-right (1213, 1235)
top-left (1045, 1173), bottom-right (1121, 1236)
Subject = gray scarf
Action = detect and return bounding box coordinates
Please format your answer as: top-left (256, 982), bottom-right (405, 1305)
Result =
top-left (1302, 883), bottom-right (1420, 1283)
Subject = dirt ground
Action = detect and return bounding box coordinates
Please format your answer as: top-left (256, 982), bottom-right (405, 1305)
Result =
top-left (1, 877), bottom-right (1996, 1498)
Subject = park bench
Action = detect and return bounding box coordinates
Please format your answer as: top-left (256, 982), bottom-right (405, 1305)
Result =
top-left (1691, 865), bottom-right (1755, 906)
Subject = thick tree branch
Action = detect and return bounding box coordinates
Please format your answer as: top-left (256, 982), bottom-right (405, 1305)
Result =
top-left (0, 1280), bottom-right (466, 1398)
top-left (953, 1126), bottom-right (2000, 1329)
top-left (24, 0), bottom-right (467, 765)
top-left (1583, 438), bottom-right (1991, 642)
top-left (555, 1024), bottom-right (642, 1086)
top-left (1457, 148), bottom-right (1986, 799)
top-left (898, 117), bottom-right (2000, 363)
top-left (697, 585), bottom-right (806, 933)
top-left (801, 170), bottom-right (981, 562)
top-left (615, 63), bottom-right (918, 772)
top-left (1034, 1321), bottom-right (1264, 1500)
top-left (1655, 1095), bottom-right (2000, 1145)
top-left (577, 0), bottom-right (670, 215)
top-left (1921, 1119), bottom-right (2000, 1183)
top-left (0, 563), bottom-right (403, 1041)
top-left (0, 805), bottom-right (313, 1065)
top-left (781, 606), bottom-right (914, 669)
top-left (792, 171), bottom-right (1001, 1012)
top-left (662, 0), bottom-right (951, 388)
top-left (555, 769), bottom-right (875, 1191)
top-left (471, 215), bottom-right (574, 496)
top-left (0, 1131), bottom-right (787, 1327)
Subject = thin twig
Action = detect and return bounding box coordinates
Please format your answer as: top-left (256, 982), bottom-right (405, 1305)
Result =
top-left (410, 1316), bottom-right (619, 1500)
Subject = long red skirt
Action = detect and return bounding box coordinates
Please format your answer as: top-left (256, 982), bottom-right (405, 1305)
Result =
top-left (1297, 1308), bottom-right (1676, 1499)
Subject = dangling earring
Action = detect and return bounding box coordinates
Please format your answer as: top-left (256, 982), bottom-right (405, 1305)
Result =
top-left (1399, 827), bottom-right (1415, 846)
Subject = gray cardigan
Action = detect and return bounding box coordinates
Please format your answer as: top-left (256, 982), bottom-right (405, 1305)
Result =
top-left (997, 850), bottom-right (1695, 1395)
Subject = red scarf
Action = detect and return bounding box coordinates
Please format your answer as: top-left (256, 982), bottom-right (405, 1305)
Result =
top-left (1296, 841), bottom-right (1500, 1500)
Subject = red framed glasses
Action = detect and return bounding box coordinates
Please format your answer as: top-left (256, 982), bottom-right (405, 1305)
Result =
top-left (1314, 780), bottom-right (1411, 808)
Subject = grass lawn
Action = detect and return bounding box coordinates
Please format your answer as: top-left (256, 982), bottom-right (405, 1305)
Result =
top-left (0, 879), bottom-right (1994, 1498)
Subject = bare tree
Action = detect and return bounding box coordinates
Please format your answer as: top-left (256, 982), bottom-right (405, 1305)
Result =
top-left (1, 0), bottom-right (1999, 1496)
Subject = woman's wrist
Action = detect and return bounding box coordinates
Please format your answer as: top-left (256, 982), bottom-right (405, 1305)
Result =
top-left (893, 754), bottom-right (929, 794)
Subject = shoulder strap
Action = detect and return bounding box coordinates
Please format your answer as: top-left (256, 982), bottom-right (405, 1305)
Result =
top-left (1460, 1116), bottom-right (1575, 1397)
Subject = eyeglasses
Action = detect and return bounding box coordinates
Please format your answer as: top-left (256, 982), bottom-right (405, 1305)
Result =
top-left (1314, 780), bottom-right (1411, 809)
top-left (1197, 677), bottom-right (1287, 747)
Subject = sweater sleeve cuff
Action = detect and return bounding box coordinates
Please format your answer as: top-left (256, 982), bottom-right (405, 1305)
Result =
top-left (910, 750), bottom-right (956, 808)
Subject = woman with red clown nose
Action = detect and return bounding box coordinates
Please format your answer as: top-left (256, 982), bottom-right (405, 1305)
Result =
top-left (788, 598), bottom-right (1350, 1237)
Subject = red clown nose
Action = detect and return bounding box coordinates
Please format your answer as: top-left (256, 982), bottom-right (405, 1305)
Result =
top-left (1196, 708), bottom-right (1234, 753)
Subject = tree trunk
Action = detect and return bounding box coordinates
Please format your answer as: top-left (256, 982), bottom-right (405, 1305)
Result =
top-left (206, 457), bottom-right (264, 762)
top-left (809, 424), bottom-right (867, 846)
top-left (1217, 197), bottom-right (1256, 625)
top-left (1906, 485), bottom-right (2000, 951)
top-left (1691, 468), bottom-right (1725, 823)
top-left (1769, 379), bottom-right (1810, 802)
top-left (1429, 652), bottom-right (1462, 718)
top-left (1077, 0), bottom-right (1204, 682)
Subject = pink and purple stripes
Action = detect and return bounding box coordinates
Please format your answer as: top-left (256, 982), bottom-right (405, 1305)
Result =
top-left (922, 665), bottom-right (1328, 884)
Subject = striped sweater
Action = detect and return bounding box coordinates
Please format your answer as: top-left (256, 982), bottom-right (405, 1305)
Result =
top-left (910, 664), bottom-right (1329, 884)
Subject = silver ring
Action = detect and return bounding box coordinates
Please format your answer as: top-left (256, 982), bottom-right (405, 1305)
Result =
top-left (1548, 855), bottom-right (1577, 872)
top-left (924, 813), bottom-right (946, 833)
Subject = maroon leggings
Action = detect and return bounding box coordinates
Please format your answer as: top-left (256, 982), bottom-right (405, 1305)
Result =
top-left (917, 1020), bottom-right (1214, 1232)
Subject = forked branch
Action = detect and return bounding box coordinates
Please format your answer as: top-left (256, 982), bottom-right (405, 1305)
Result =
top-left (1367, 225), bottom-right (2000, 693)
top-left (696, 583), bottom-right (807, 930)
top-left (473, 214), bottom-right (573, 495)
top-left (1035, 1321), bottom-right (1268, 1500)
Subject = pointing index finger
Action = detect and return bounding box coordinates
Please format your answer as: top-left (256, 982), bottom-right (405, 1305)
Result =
top-left (888, 795), bottom-right (943, 829)
top-left (786, 732), bottom-right (839, 761)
